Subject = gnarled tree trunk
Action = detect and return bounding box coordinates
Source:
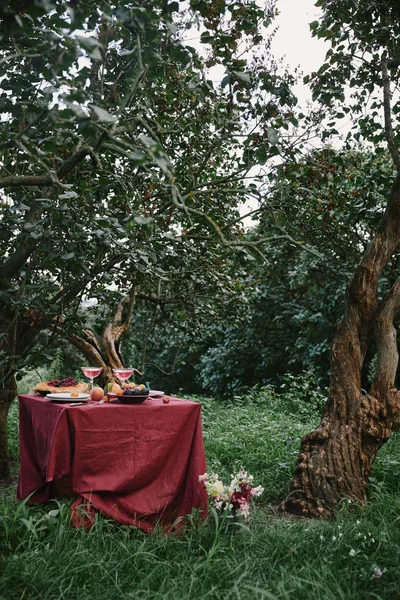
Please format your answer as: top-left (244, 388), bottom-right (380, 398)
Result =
top-left (281, 174), bottom-right (400, 517)
top-left (65, 287), bottom-right (141, 386)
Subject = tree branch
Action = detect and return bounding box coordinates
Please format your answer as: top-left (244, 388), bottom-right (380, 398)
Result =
top-left (0, 147), bottom-right (91, 188)
top-left (172, 190), bottom-right (324, 261)
top-left (50, 255), bottom-right (124, 306)
top-left (64, 332), bottom-right (106, 368)
top-left (136, 292), bottom-right (195, 307)
top-left (103, 286), bottom-right (137, 367)
top-left (371, 277), bottom-right (400, 394)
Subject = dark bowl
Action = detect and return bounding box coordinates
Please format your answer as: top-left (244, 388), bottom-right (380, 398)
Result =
top-left (117, 394), bottom-right (148, 404)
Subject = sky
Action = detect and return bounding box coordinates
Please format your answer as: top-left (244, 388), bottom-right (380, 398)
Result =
top-left (234, 1), bottom-right (330, 223)
top-left (271, 0), bottom-right (328, 107)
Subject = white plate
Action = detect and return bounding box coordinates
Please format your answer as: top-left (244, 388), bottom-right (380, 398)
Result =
top-left (149, 390), bottom-right (164, 398)
top-left (46, 393), bottom-right (90, 402)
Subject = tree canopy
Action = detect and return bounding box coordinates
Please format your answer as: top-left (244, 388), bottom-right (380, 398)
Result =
top-left (0, 0), bottom-right (303, 476)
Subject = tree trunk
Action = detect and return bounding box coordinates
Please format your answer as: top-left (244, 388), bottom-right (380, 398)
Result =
top-left (281, 174), bottom-right (400, 517)
top-left (0, 374), bottom-right (17, 479)
top-left (65, 287), bottom-right (140, 387)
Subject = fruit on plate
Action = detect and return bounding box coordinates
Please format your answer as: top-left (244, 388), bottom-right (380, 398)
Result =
top-left (107, 382), bottom-right (122, 394)
top-left (121, 382), bottom-right (137, 390)
top-left (90, 387), bottom-right (105, 402)
top-left (33, 378), bottom-right (88, 396)
top-left (123, 386), bottom-right (149, 397)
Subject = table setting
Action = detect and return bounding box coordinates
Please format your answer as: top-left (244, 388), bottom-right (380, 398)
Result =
top-left (17, 367), bottom-right (208, 532)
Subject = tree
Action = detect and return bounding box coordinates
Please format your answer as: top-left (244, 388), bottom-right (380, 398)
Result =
top-left (281, 0), bottom-right (400, 516)
top-left (0, 0), bottom-right (299, 477)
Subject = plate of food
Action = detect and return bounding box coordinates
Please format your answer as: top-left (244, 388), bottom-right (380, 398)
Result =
top-left (46, 392), bottom-right (90, 402)
top-left (34, 378), bottom-right (89, 396)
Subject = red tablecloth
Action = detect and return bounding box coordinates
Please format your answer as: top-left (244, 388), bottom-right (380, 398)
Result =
top-left (17, 394), bottom-right (208, 532)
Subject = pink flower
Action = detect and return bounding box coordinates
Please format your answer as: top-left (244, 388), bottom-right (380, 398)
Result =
top-left (237, 501), bottom-right (251, 519)
top-left (231, 491), bottom-right (242, 506)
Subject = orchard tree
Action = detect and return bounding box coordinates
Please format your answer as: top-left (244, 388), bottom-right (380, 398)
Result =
top-left (281, 0), bottom-right (400, 517)
top-left (0, 0), bottom-right (299, 477)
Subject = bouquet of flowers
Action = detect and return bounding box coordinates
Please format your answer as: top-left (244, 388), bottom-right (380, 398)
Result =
top-left (199, 469), bottom-right (264, 521)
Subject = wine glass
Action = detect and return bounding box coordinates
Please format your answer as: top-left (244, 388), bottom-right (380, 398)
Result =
top-left (112, 367), bottom-right (135, 387)
top-left (81, 366), bottom-right (103, 391)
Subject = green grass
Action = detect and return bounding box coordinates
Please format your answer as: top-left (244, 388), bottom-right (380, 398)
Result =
top-left (1, 388), bottom-right (400, 600)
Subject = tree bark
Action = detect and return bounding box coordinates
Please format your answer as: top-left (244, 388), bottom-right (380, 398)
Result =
top-left (0, 374), bottom-right (17, 478)
top-left (281, 174), bottom-right (400, 517)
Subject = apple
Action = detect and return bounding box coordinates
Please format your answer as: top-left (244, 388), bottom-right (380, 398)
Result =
top-left (91, 386), bottom-right (105, 402)
top-left (162, 396), bottom-right (170, 404)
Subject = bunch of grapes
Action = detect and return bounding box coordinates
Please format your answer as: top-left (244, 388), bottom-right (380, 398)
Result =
top-left (47, 377), bottom-right (78, 388)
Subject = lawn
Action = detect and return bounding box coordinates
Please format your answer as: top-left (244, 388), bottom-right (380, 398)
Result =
top-left (1, 387), bottom-right (400, 600)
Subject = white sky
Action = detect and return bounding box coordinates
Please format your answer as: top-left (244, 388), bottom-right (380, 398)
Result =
top-left (271, 0), bottom-right (328, 107)
top-left (237, 1), bottom-right (330, 224)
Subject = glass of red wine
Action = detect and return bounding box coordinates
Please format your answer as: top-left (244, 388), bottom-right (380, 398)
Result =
top-left (112, 367), bottom-right (135, 387)
top-left (81, 366), bottom-right (103, 391)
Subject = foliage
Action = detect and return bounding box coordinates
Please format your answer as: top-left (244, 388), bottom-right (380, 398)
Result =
top-left (5, 401), bottom-right (19, 462)
top-left (306, 0), bottom-right (400, 147)
top-left (0, 0), bottom-right (302, 388)
top-left (137, 144), bottom-right (397, 395)
top-left (3, 384), bottom-right (400, 599)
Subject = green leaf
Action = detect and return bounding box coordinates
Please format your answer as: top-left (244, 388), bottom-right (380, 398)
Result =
top-left (58, 191), bottom-right (78, 200)
top-left (134, 215), bottom-right (153, 225)
top-left (233, 71), bottom-right (251, 84)
top-left (267, 128), bottom-right (279, 145)
top-left (127, 150), bottom-right (147, 161)
top-left (63, 102), bottom-right (88, 119)
top-left (90, 105), bottom-right (118, 123)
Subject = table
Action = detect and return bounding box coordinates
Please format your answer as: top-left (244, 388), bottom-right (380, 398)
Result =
top-left (17, 394), bottom-right (208, 532)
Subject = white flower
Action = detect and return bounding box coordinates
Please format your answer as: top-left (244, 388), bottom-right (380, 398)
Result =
top-left (349, 549), bottom-right (356, 557)
top-left (250, 485), bottom-right (264, 497)
top-left (208, 480), bottom-right (225, 497)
